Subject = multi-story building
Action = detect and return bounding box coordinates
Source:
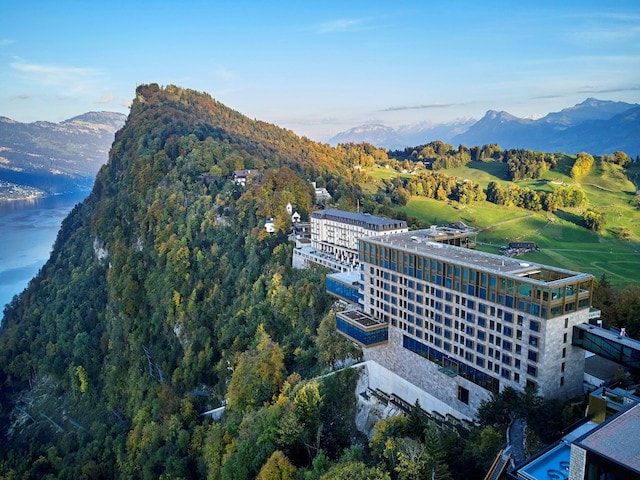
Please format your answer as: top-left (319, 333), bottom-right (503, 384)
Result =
top-left (292, 209), bottom-right (408, 272)
top-left (310, 209), bottom-right (408, 265)
top-left (336, 229), bottom-right (593, 418)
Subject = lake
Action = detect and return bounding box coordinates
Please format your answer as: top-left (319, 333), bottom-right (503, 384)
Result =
top-left (0, 191), bottom-right (89, 313)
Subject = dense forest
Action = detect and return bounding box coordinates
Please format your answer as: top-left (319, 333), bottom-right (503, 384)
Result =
top-left (0, 85), bottom-right (637, 479)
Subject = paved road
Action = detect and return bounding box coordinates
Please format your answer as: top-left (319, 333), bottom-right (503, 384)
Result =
top-left (509, 417), bottom-right (527, 467)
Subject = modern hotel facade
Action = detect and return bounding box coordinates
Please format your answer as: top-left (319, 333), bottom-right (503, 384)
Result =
top-left (336, 229), bottom-right (593, 418)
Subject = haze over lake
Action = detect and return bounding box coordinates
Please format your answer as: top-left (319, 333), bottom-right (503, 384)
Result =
top-left (0, 192), bottom-right (88, 311)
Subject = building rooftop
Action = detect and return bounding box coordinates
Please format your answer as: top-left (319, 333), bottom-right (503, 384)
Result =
top-left (327, 270), bottom-right (361, 285)
top-left (337, 308), bottom-right (386, 328)
top-left (365, 230), bottom-right (592, 286)
top-left (311, 209), bottom-right (407, 231)
top-left (575, 402), bottom-right (640, 474)
top-left (585, 354), bottom-right (625, 382)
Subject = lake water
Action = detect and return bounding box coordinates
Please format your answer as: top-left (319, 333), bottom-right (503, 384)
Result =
top-left (0, 191), bottom-right (89, 312)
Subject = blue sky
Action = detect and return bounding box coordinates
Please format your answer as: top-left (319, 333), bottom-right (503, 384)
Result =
top-left (1, 0), bottom-right (639, 140)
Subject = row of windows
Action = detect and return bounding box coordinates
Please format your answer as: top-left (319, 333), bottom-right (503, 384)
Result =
top-left (369, 294), bottom-right (542, 355)
top-left (403, 335), bottom-right (500, 394)
top-left (369, 271), bottom-right (544, 333)
top-left (361, 245), bottom-right (589, 318)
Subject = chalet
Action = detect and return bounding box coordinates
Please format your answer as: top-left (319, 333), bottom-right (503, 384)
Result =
top-left (233, 169), bottom-right (258, 187)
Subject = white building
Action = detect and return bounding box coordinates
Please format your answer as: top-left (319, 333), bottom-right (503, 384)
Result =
top-left (264, 218), bottom-right (275, 233)
top-left (291, 211), bottom-right (301, 223)
top-left (310, 209), bottom-right (408, 266)
top-left (292, 209), bottom-right (407, 271)
top-left (311, 182), bottom-right (332, 203)
top-left (233, 169), bottom-right (258, 187)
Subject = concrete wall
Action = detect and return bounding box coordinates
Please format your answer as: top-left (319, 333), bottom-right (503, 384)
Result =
top-left (363, 329), bottom-right (492, 419)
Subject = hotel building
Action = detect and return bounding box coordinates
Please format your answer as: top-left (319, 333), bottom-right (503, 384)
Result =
top-left (335, 229), bottom-right (594, 418)
top-left (293, 209), bottom-right (408, 271)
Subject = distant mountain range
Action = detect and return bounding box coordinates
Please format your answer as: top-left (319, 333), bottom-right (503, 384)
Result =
top-left (329, 99), bottom-right (640, 156)
top-left (328, 119), bottom-right (475, 150)
top-left (0, 111), bottom-right (127, 193)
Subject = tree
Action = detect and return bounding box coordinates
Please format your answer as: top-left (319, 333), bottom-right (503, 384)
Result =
top-left (583, 209), bottom-right (606, 231)
top-left (227, 325), bottom-right (286, 412)
top-left (316, 313), bottom-right (357, 368)
top-left (320, 462), bottom-right (390, 480)
top-left (257, 451), bottom-right (296, 480)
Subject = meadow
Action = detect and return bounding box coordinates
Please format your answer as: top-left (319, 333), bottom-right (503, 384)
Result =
top-left (366, 156), bottom-right (640, 286)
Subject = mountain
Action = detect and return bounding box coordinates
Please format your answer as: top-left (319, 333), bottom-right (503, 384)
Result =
top-left (540, 97), bottom-right (637, 126)
top-left (0, 84), bottom-right (364, 477)
top-left (548, 105), bottom-right (640, 155)
top-left (452, 99), bottom-right (640, 156)
top-left (0, 111), bottom-right (127, 193)
top-left (328, 118), bottom-right (475, 149)
top-left (328, 123), bottom-right (406, 149)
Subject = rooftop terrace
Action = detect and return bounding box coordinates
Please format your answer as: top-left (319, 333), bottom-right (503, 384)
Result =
top-left (365, 230), bottom-right (592, 286)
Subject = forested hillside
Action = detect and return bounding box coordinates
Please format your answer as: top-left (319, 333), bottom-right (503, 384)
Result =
top-left (0, 84), bottom-right (367, 478)
top-left (0, 85), bottom-right (636, 479)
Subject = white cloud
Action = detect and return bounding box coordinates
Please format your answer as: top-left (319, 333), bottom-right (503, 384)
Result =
top-left (313, 18), bottom-right (367, 34)
top-left (215, 67), bottom-right (236, 81)
top-left (95, 93), bottom-right (116, 104)
top-left (9, 62), bottom-right (104, 95)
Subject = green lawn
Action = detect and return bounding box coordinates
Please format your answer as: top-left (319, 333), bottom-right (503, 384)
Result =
top-left (359, 156), bottom-right (640, 286)
top-left (401, 196), bottom-right (640, 287)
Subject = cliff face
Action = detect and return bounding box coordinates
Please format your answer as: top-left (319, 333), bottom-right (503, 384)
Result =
top-left (0, 84), bottom-right (348, 477)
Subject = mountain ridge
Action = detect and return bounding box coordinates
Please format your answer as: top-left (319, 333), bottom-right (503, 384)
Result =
top-left (0, 110), bottom-right (127, 192)
top-left (329, 99), bottom-right (639, 156)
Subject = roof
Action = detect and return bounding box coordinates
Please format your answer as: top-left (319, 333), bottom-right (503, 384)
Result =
top-left (363, 230), bottom-right (592, 286)
top-left (575, 402), bottom-right (640, 474)
top-left (327, 270), bottom-right (361, 286)
top-left (584, 354), bottom-right (624, 381)
top-left (311, 209), bottom-right (407, 231)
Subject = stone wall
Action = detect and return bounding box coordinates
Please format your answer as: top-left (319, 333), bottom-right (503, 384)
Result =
top-left (539, 310), bottom-right (587, 398)
top-left (363, 329), bottom-right (491, 419)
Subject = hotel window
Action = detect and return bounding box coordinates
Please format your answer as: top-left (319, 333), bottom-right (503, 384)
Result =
top-left (529, 336), bottom-right (539, 348)
top-left (527, 364), bottom-right (537, 377)
top-left (530, 320), bottom-right (540, 332)
top-left (504, 326), bottom-right (513, 337)
top-left (528, 350), bottom-right (538, 362)
top-left (476, 357), bottom-right (485, 368)
top-left (458, 386), bottom-right (469, 405)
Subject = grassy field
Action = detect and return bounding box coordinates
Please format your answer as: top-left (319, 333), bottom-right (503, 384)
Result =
top-left (401, 197), bottom-right (640, 287)
top-left (364, 156), bottom-right (640, 286)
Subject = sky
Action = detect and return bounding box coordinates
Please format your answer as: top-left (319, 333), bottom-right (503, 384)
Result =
top-left (0, 0), bottom-right (639, 141)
